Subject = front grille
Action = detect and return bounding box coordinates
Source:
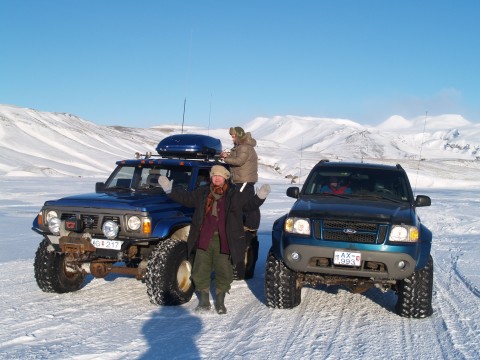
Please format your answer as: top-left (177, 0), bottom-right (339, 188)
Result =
top-left (60, 213), bottom-right (111, 230)
top-left (313, 220), bottom-right (388, 244)
top-left (81, 215), bottom-right (99, 229)
top-left (323, 220), bottom-right (377, 232)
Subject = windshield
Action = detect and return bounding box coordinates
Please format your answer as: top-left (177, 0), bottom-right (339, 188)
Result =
top-left (302, 167), bottom-right (412, 202)
top-left (104, 165), bottom-right (194, 192)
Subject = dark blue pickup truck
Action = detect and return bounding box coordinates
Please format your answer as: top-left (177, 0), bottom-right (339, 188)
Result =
top-left (32, 134), bottom-right (259, 306)
top-left (264, 160), bottom-right (434, 318)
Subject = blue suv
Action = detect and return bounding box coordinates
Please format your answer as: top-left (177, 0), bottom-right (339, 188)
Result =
top-left (265, 160), bottom-right (433, 318)
top-left (32, 134), bottom-right (259, 306)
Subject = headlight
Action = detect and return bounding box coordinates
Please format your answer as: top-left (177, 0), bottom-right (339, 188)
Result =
top-left (127, 216), bottom-right (141, 231)
top-left (48, 216), bottom-right (61, 235)
top-left (46, 210), bottom-right (58, 223)
top-left (389, 225), bottom-right (419, 242)
top-left (285, 217), bottom-right (311, 235)
top-left (102, 220), bottom-right (119, 239)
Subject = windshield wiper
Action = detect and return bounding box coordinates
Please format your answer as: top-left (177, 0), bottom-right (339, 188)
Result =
top-left (105, 186), bottom-right (134, 192)
top-left (136, 185), bottom-right (166, 193)
top-left (317, 193), bottom-right (351, 199)
top-left (353, 193), bottom-right (403, 204)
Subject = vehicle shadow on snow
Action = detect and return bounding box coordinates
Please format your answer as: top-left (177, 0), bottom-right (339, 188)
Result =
top-left (307, 284), bottom-right (399, 315)
top-left (139, 305), bottom-right (202, 359)
top-left (78, 273), bottom-right (130, 289)
top-left (361, 286), bottom-right (399, 314)
top-left (80, 262), bottom-right (145, 287)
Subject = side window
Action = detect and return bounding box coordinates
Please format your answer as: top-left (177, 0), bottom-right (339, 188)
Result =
top-left (303, 171), bottom-right (321, 194)
top-left (195, 168), bottom-right (211, 188)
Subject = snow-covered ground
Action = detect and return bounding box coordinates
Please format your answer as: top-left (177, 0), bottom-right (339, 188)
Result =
top-left (1, 104), bottom-right (479, 358)
top-left (1, 175), bottom-right (479, 359)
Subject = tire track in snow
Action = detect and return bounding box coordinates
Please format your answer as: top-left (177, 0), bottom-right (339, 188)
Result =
top-left (313, 287), bottom-right (404, 359)
top-left (194, 280), bottom-right (314, 359)
top-left (429, 253), bottom-right (480, 359)
top-left (450, 253), bottom-right (480, 299)
top-left (0, 262), bottom-right (154, 359)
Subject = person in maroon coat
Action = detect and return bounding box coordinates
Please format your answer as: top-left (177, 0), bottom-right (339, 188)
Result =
top-left (158, 165), bottom-right (270, 314)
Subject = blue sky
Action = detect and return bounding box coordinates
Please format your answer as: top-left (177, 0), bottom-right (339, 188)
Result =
top-left (1, 1), bottom-right (479, 129)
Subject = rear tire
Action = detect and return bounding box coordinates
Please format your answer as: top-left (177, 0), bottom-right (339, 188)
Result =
top-left (145, 238), bottom-right (195, 306)
top-left (395, 255), bottom-right (434, 318)
top-left (264, 248), bottom-right (301, 308)
top-left (34, 238), bottom-right (85, 293)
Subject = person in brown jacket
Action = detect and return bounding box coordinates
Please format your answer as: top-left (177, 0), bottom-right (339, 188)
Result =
top-left (221, 127), bottom-right (261, 278)
top-left (221, 127), bottom-right (260, 228)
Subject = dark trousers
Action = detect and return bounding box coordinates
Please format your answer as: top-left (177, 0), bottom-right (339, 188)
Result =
top-left (236, 182), bottom-right (261, 230)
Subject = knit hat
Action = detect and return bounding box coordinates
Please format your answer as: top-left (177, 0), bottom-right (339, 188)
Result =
top-left (229, 126), bottom-right (245, 139)
top-left (210, 165), bottom-right (230, 180)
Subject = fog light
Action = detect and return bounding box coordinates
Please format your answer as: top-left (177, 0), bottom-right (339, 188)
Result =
top-left (102, 220), bottom-right (119, 239)
top-left (291, 251), bottom-right (301, 262)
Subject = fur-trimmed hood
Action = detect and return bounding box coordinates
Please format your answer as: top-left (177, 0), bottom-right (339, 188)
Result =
top-left (238, 132), bottom-right (257, 147)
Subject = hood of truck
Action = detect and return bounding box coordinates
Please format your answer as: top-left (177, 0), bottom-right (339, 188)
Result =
top-left (43, 192), bottom-right (177, 212)
top-left (289, 196), bottom-right (414, 224)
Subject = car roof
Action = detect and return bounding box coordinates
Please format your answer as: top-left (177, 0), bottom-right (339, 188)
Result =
top-left (314, 160), bottom-right (404, 171)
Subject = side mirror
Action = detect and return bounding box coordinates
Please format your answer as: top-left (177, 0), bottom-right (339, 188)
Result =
top-left (415, 195), bottom-right (431, 207)
top-left (96, 182), bottom-right (106, 193)
top-left (286, 187), bottom-right (299, 199)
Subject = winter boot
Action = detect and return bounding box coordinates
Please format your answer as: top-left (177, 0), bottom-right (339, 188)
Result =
top-left (215, 291), bottom-right (227, 315)
top-left (195, 289), bottom-right (211, 312)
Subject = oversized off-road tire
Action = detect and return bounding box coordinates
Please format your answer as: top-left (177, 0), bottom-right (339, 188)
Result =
top-left (233, 232), bottom-right (259, 280)
top-left (34, 238), bottom-right (85, 293)
top-left (395, 255), bottom-right (434, 318)
top-left (145, 238), bottom-right (194, 306)
top-left (264, 248), bottom-right (301, 308)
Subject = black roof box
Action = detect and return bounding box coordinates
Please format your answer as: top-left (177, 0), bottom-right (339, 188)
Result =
top-left (156, 134), bottom-right (222, 159)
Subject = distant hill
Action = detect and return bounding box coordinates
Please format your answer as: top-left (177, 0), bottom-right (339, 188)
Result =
top-left (1, 104), bottom-right (479, 184)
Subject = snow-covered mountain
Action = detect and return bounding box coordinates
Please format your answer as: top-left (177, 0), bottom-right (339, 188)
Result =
top-left (1, 104), bottom-right (479, 185)
top-left (1, 104), bottom-right (480, 358)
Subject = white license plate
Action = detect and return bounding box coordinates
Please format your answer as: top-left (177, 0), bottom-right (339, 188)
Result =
top-left (91, 238), bottom-right (123, 250)
top-left (333, 250), bottom-right (361, 266)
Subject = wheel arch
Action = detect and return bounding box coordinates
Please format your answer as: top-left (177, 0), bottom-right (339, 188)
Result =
top-left (416, 224), bottom-right (433, 270)
top-left (271, 214), bottom-right (288, 259)
top-left (151, 216), bottom-right (191, 240)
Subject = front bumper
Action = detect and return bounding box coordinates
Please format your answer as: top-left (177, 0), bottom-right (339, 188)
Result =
top-left (282, 244), bottom-right (417, 279)
top-left (45, 233), bottom-right (159, 256)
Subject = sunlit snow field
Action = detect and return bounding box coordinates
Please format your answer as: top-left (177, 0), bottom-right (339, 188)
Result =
top-left (0, 175), bottom-right (479, 359)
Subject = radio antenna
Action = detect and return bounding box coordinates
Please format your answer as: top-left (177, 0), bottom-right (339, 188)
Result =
top-left (414, 111), bottom-right (428, 193)
top-left (299, 136), bottom-right (303, 184)
top-left (181, 98), bottom-right (187, 134)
